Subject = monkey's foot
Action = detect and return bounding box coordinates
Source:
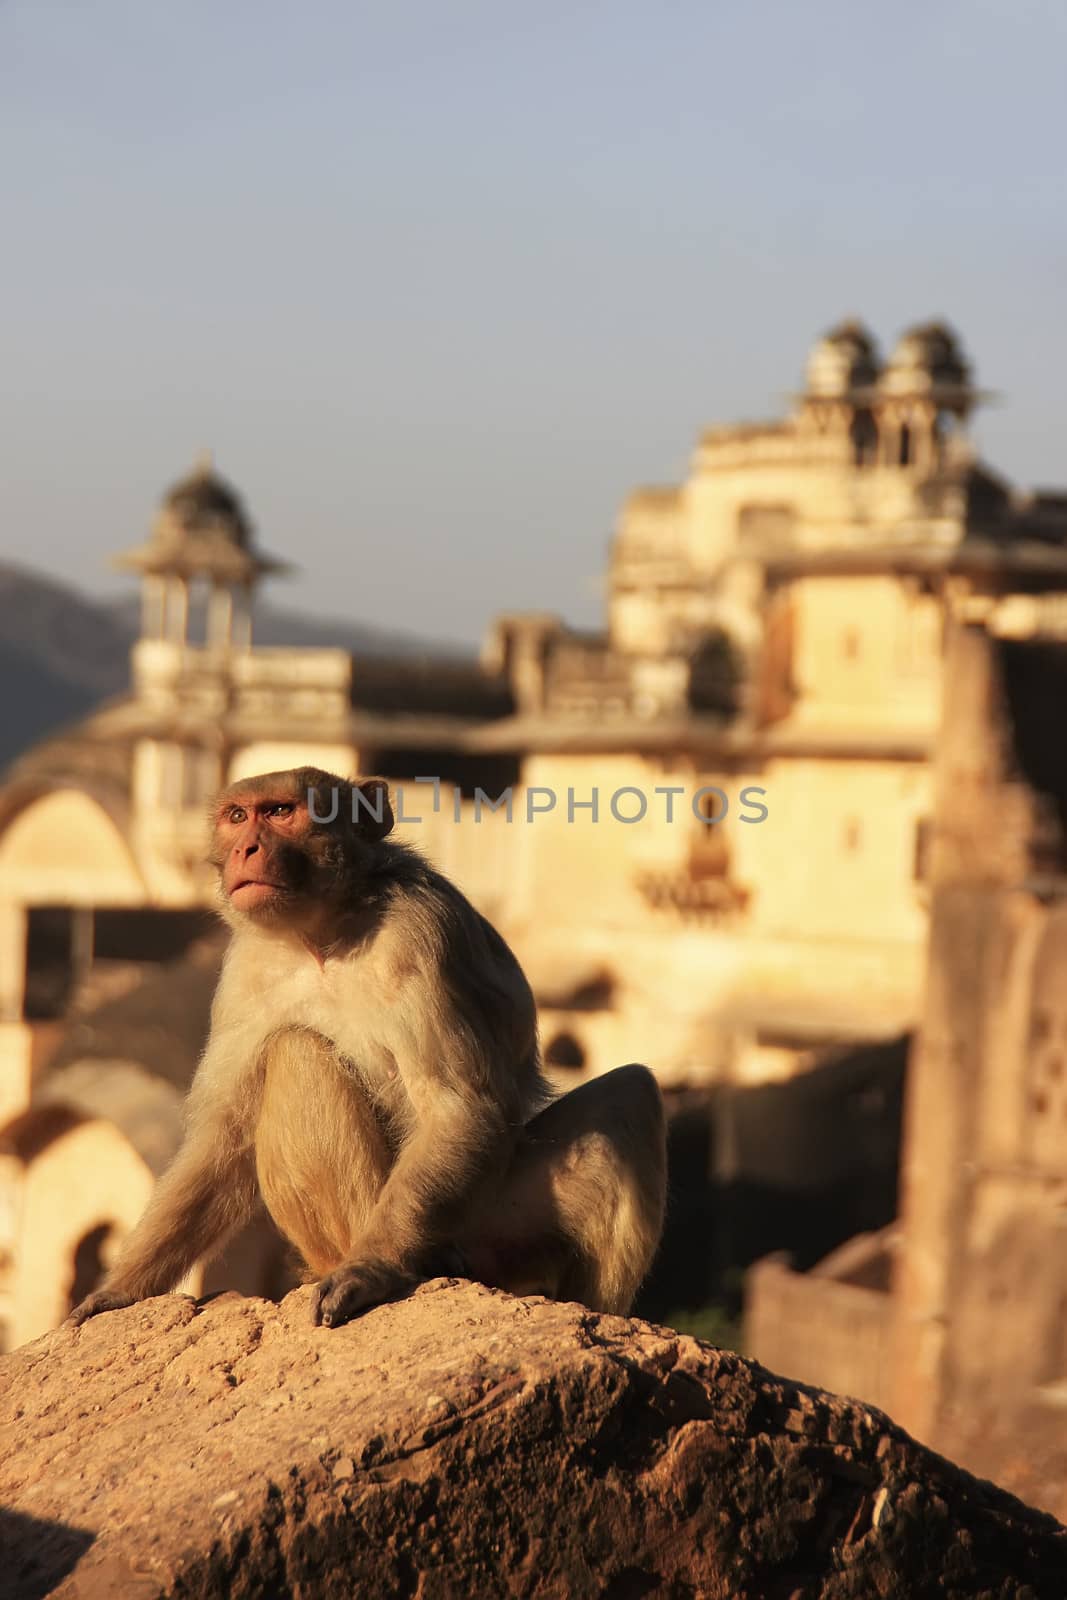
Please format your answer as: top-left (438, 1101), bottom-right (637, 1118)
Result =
top-left (420, 1243), bottom-right (473, 1280)
top-left (311, 1260), bottom-right (418, 1327)
top-left (67, 1287), bottom-right (138, 1328)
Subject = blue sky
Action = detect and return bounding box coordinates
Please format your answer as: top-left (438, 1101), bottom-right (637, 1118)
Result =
top-left (2, 1), bottom-right (1065, 644)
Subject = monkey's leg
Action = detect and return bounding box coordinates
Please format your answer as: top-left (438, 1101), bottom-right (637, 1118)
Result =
top-left (255, 1028), bottom-right (393, 1278)
top-left (462, 1063), bottom-right (667, 1316)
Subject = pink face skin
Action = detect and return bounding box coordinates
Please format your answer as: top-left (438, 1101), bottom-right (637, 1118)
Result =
top-left (216, 792), bottom-right (310, 914)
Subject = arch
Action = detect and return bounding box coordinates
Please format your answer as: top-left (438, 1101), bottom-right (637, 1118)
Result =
top-left (849, 410), bottom-right (878, 467)
top-left (933, 409), bottom-right (957, 446)
top-left (0, 789), bottom-right (145, 906)
top-left (0, 774), bottom-right (131, 841)
top-left (6, 1113), bottom-right (154, 1346)
top-left (898, 421), bottom-right (913, 467)
top-left (67, 1221), bottom-right (117, 1312)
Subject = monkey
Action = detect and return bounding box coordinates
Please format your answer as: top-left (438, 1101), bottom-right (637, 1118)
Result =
top-left (68, 767), bottom-right (667, 1331)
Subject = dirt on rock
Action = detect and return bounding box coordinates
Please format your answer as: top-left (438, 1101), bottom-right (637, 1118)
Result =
top-left (1, 1280), bottom-right (1064, 1598)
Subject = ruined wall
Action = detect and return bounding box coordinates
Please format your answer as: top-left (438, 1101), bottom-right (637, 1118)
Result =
top-left (743, 609), bottom-right (1067, 1473)
top-left (746, 1254), bottom-right (894, 1413)
top-left (893, 615), bottom-right (1067, 1446)
top-left (935, 900), bottom-right (1067, 1431)
top-left (891, 883), bottom-right (1040, 1439)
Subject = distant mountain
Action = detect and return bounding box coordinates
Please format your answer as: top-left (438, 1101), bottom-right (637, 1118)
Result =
top-left (0, 563), bottom-right (472, 768)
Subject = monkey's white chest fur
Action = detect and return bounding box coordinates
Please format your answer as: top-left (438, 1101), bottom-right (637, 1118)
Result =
top-left (236, 934), bottom-right (415, 1113)
top-left (240, 949), bottom-right (415, 1271)
top-left (258, 948), bottom-right (413, 1112)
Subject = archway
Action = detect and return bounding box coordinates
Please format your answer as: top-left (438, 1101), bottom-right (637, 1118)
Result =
top-left (67, 1221), bottom-right (116, 1312)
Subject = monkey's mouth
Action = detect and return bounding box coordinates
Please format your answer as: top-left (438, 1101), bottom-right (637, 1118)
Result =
top-left (230, 878), bottom-right (287, 907)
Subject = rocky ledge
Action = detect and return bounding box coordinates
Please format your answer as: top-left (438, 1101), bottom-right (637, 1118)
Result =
top-left (1, 1281), bottom-right (1064, 1598)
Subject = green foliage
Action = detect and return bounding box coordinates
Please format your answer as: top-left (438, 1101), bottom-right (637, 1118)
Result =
top-left (662, 1301), bottom-right (744, 1352)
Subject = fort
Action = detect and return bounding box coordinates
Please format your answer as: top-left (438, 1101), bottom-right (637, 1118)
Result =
top-left (3, 317), bottom-right (1067, 1513)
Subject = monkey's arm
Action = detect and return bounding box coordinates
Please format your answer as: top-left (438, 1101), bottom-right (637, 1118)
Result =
top-left (312, 1085), bottom-right (509, 1327)
top-left (68, 1016), bottom-right (262, 1326)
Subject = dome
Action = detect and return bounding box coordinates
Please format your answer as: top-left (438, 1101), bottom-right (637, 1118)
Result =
top-left (881, 321), bottom-right (971, 397)
top-left (113, 455), bottom-right (290, 583)
top-left (804, 319), bottom-right (882, 398)
top-left (154, 455), bottom-right (253, 551)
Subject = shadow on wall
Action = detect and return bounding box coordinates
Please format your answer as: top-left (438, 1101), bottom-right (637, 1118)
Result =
top-left (1000, 639), bottom-right (1067, 868)
top-left (634, 1037), bottom-right (908, 1324)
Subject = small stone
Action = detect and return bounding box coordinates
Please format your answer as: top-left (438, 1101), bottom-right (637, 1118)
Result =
top-left (213, 1491), bottom-right (239, 1509)
top-left (332, 1457), bottom-right (355, 1481)
top-left (871, 1487), bottom-right (890, 1528)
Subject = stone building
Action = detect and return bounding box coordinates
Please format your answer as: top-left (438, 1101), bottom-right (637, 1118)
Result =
top-left (3, 319), bottom-right (1066, 1354)
top-left (477, 318), bottom-right (1066, 1091)
top-left (745, 584), bottom-right (1067, 1514)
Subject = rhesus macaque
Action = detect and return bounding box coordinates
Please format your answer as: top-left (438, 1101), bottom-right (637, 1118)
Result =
top-left (70, 768), bottom-right (666, 1329)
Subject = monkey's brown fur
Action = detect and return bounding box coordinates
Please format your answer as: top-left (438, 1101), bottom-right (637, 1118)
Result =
top-left (70, 768), bottom-right (667, 1329)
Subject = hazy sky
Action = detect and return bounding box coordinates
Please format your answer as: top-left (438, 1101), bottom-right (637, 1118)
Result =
top-left (3, 1), bottom-right (1065, 646)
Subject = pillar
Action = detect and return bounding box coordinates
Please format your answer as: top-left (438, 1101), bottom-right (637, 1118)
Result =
top-left (140, 574), bottom-right (167, 640)
top-left (232, 583), bottom-right (253, 651)
top-left (207, 583), bottom-right (234, 649)
top-left (164, 576), bottom-right (189, 644)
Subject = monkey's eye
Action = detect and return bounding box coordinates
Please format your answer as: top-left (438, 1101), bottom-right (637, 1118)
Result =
top-left (265, 803), bottom-right (294, 818)
top-left (228, 805), bottom-right (248, 824)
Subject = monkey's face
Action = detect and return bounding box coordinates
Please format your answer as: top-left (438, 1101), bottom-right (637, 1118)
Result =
top-left (215, 788), bottom-right (320, 919)
top-left (210, 769), bottom-right (393, 931)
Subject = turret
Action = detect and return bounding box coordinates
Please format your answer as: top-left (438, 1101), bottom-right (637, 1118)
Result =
top-left (113, 455), bottom-right (289, 652)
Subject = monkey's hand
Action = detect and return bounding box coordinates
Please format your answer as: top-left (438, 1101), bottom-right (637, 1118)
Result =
top-left (311, 1259), bottom-right (417, 1327)
top-left (67, 1286), bottom-right (138, 1328)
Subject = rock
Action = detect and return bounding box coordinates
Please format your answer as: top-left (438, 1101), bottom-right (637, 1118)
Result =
top-left (1, 1280), bottom-right (1064, 1598)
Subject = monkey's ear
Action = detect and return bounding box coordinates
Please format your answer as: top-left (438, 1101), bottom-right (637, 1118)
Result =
top-left (352, 778), bottom-right (394, 841)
